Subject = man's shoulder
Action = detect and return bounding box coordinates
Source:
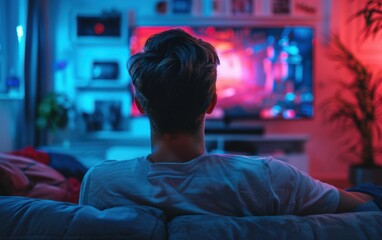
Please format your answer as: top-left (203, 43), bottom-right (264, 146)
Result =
top-left (200, 154), bottom-right (276, 183)
top-left (208, 154), bottom-right (272, 164)
top-left (205, 154), bottom-right (273, 171)
top-left (90, 157), bottom-right (145, 174)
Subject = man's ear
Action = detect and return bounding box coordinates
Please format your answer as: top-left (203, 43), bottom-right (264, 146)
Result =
top-left (135, 97), bottom-right (145, 114)
top-left (206, 93), bottom-right (217, 114)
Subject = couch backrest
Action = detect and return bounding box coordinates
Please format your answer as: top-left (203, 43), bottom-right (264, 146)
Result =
top-left (0, 196), bottom-right (166, 239)
top-left (1, 196), bottom-right (382, 240)
top-left (168, 211), bottom-right (382, 240)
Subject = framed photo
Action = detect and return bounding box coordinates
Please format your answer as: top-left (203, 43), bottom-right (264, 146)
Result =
top-left (201, 0), bottom-right (227, 16)
top-left (294, 0), bottom-right (317, 16)
top-left (272, 0), bottom-right (291, 15)
top-left (231, 0), bottom-right (253, 15)
top-left (172, 0), bottom-right (193, 14)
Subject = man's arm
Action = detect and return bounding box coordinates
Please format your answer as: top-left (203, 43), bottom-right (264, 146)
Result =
top-left (336, 189), bottom-right (374, 213)
top-left (78, 168), bottom-right (92, 205)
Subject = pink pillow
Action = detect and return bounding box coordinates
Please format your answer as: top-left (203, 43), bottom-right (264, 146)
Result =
top-left (0, 159), bottom-right (30, 195)
top-left (0, 153), bottom-right (69, 201)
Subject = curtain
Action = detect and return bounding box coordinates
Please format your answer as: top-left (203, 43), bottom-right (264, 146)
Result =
top-left (24, 0), bottom-right (53, 147)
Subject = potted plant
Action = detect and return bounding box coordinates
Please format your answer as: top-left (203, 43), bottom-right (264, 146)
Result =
top-left (321, 0), bottom-right (382, 185)
top-left (36, 92), bottom-right (73, 146)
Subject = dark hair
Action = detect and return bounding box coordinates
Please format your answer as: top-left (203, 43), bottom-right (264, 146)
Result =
top-left (128, 29), bottom-right (220, 134)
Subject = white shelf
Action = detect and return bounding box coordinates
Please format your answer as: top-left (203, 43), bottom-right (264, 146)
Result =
top-left (135, 15), bottom-right (317, 27)
top-left (205, 133), bottom-right (308, 172)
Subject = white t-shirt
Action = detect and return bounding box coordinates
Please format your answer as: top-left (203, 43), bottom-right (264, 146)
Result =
top-left (79, 154), bottom-right (339, 218)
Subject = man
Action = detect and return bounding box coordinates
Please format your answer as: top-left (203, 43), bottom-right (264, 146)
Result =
top-left (79, 29), bottom-right (374, 218)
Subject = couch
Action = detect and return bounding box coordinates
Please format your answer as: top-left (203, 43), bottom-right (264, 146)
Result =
top-left (1, 196), bottom-right (382, 240)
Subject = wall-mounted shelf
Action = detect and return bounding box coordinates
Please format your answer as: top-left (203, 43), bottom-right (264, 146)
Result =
top-left (135, 0), bottom-right (321, 25)
top-left (76, 84), bottom-right (130, 91)
top-left (42, 131), bottom-right (308, 172)
top-left (0, 94), bottom-right (24, 99)
top-left (205, 133), bottom-right (309, 172)
top-left (135, 15), bottom-right (318, 27)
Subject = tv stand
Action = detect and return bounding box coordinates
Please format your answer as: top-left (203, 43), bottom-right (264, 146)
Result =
top-left (205, 125), bottom-right (265, 135)
top-left (205, 120), bottom-right (265, 135)
top-left (205, 133), bottom-right (308, 172)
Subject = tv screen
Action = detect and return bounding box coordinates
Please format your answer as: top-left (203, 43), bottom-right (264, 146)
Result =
top-left (129, 26), bottom-right (314, 120)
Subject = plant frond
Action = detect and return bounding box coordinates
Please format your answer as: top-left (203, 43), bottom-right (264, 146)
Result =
top-left (374, 147), bottom-right (382, 156)
top-left (328, 42), bottom-right (370, 80)
top-left (373, 85), bottom-right (382, 100)
top-left (349, 0), bottom-right (382, 40)
top-left (338, 152), bottom-right (361, 165)
top-left (375, 124), bottom-right (382, 139)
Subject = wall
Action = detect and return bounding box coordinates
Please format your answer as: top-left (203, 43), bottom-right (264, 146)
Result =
top-left (0, 0), bottom-right (27, 152)
top-left (2, 0), bottom-right (381, 181)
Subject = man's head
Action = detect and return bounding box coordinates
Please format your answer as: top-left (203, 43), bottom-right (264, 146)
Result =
top-left (128, 29), bottom-right (220, 135)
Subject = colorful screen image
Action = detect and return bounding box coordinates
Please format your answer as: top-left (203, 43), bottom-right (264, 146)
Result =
top-left (129, 26), bottom-right (314, 120)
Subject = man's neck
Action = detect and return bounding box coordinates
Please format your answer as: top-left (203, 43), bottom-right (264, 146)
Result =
top-left (149, 128), bottom-right (206, 163)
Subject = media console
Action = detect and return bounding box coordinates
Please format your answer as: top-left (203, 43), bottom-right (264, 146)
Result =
top-left (204, 133), bottom-right (308, 172)
top-left (40, 115), bottom-right (307, 171)
top-left (41, 131), bottom-right (308, 173)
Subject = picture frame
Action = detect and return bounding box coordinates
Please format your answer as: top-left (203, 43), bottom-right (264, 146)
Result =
top-left (202, 0), bottom-right (228, 16)
top-left (231, 0), bottom-right (254, 16)
top-left (172, 0), bottom-right (193, 14)
top-left (272, 0), bottom-right (291, 15)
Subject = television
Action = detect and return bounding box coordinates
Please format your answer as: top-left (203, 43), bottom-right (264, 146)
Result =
top-left (129, 25), bottom-right (314, 122)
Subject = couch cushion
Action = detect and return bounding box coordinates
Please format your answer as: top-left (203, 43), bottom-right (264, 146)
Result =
top-left (0, 196), bottom-right (166, 240)
top-left (168, 212), bottom-right (382, 240)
